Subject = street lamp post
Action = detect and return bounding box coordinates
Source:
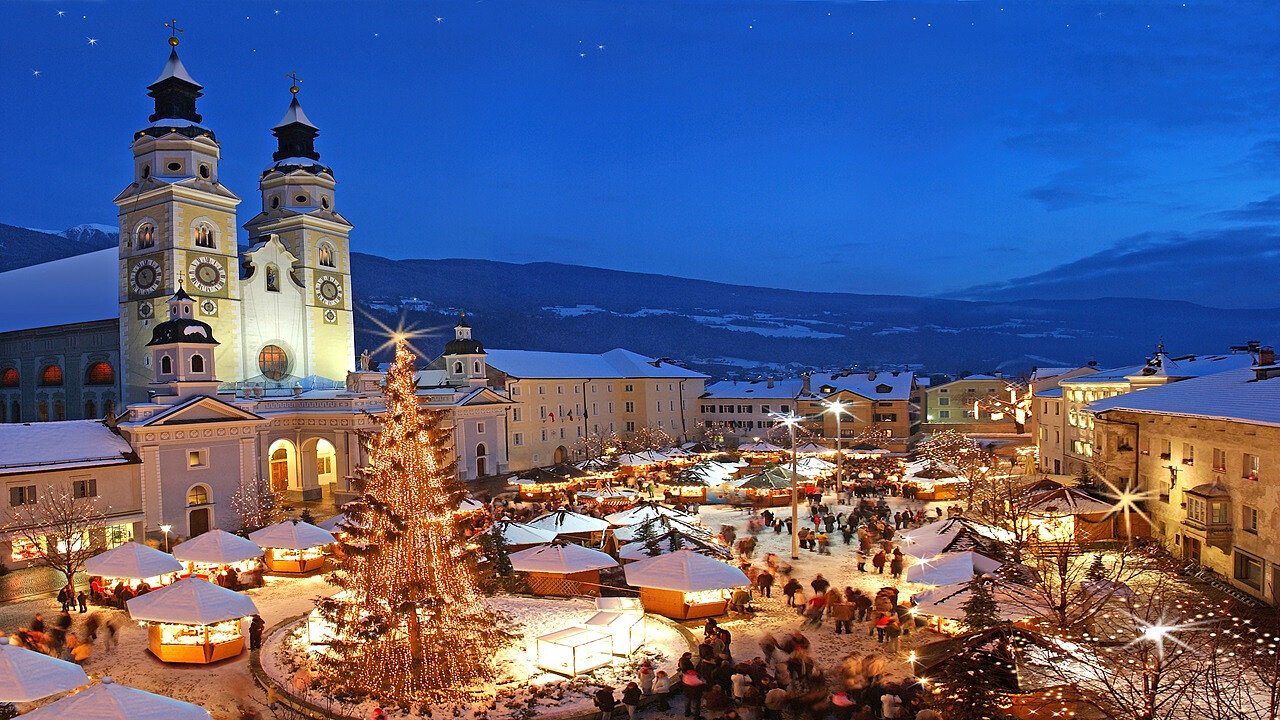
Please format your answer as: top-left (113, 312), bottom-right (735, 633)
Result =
top-left (824, 401), bottom-right (848, 499)
top-left (772, 413), bottom-right (802, 560)
top-left (159, 524), bottom-right (172, 553)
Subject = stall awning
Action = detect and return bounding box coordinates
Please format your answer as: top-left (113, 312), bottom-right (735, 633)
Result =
top-left (19, 677), bottom-right (213, 720)
top-left (0, 636), bottom-right (88, 702)
top-left (527, 510), bottom-right (610, 535)
top-left (510, 542), bottom-right (618, 573)
top-left (171, 529), bottom-right (262, 565)
top-left (248, 520), bottom-right (335, 550)
top-left (605, 503), bottom-right (693, 527)
top-left (490, 520), bottom-right (558, 545)
top-left (126, 576), bottom-right (259, 625)
top-left (623, 549), bottom-right (749, 592)
top-left (84, 542), bottom-right (182, 579)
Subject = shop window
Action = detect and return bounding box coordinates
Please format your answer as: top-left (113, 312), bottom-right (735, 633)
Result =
top-left (105, 523), bottom-right (134, 548)
top-left (1235, 551), bottom-right (1264, 590)
top-left (10, 537), bottom-right (41, 562)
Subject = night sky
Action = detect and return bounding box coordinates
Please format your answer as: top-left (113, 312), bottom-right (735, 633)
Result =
top-left (1, 1), bottom-right (1278, 305)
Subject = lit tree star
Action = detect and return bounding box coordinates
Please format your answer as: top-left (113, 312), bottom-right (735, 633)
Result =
top-left (86, 37), bottom-right (98, 46)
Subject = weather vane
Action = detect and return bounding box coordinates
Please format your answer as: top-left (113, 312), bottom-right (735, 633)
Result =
top-left (165, 18), bottom-right (183, 47)
top-left (287, 71), bottom-right (302, 95)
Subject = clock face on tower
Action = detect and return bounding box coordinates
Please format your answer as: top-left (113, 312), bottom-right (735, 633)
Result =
top-left (315, 275), bottom-right (343, 306)
top-left (129, 258), bottom-right (162, 295)
top-left (187, 256), bottom-right (227, 293)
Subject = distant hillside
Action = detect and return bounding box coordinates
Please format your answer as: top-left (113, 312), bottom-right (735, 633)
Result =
top-left (348, 253), bottom-right (1280, 376)
top-left (2, 225), bottom-right (1276, 376)
top-left (0, 223), bottom-right (117, 272)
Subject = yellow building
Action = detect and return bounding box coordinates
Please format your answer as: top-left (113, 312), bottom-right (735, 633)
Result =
top-left (1089, 355), bottom-right (1280, 604)
top-left (923, 374), bottom-right (1019, 431)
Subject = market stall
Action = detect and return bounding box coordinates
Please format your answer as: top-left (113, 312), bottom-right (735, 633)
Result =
top-left (906, 549), bottom-right (1005, 586)
top-left (623, 549), bottom-right (749, 620)
top-left (526, 509), bottom-right (610, 546)
top-left (900, 517), bottom-right (1014, 562)
top-left (534, 627), bottom-right (614, 676)
top-left (910, 579), bottom-right (1039, 634)
top-left (732, 466), bottom-right (795, 507)
top-left (513, 467), bottom-right (583, 502)
top-left (660, 466), bottom-right (715, 503)
top-left (171, 529), bottom-right (262, 585)
top-left (617, 530), bottom-right (732, 563)
top-left (19, 677), bottom-right (213, 720)
top-left (612, 515), bottom-right (712, 544)
top-left (581, 609), bottom-right (646, 655)
top-left (126, 577), bottom-right (259, 664)
top-left (794, 441), bottom-right (832, 455)
top-left (248, 520), bottom-right (335, 573)
top-left (738, 440), bottom-right (784, 455)
top-left (575, 487), bottom-right (641, 511)
top-left (911, 464), bottom-right (964, 501)
top-left (1021, 485), bottom-right (1119, 544)
top-left (509, 541), bottom-right (618, 597)
top-left (488, 520), bottom-right (557, 552)
top-left (85, 542), bottom-right (183, 602)
top-left (0, 636), bottom-right (89, 702)
top-left (605, 501), bottom-right (693, 527)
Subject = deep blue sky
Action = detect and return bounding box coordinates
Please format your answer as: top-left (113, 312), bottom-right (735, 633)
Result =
top-left (2, 1), bottom-right (1279, 303)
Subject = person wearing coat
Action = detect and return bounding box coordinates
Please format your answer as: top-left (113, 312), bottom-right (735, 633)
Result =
top-left (830, 599), bottom-right (855, 634)
top-left (889, 549), bottom-right (905, 579)
top-left (594, 685), bottom-right (617, 720)
top-left (638, 660), bottom-right (655, 695)
top-left (621, 682), bottom-right (643, 720)
top-left (782, 578), bottom-right (803, 607)
top-left (756, 570), bottom-right (775, 598)
top-left (682, 670), bottom-right (707, 720)
top-left (872, 550), bottom-right (887, 574)
top-left (654, 670), bottom-right (673, 710)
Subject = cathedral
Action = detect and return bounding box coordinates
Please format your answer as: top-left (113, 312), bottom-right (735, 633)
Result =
top-left (115, 37), bottom-right (355, 404)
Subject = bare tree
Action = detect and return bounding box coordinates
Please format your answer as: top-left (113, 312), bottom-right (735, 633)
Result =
top-left (918, 430), bottom-right (997, 510)
top-left (625, 425), bottom-right (675, 453)
top-left (574, 429), bottom-right (622, 461)
top-left (3, 483), bottom-right (106, 592)
top-left (230, 475), bottom-right (285, 533)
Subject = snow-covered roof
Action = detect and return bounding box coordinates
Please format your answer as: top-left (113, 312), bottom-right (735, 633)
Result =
top-left (0, 420), bottom-right (135, 475)
top-left (618, 533), bottom-right (732, 561)
top-left (274, 96), bottom-right (317, 129)
top-left (171, 529), bottom-right (262, 565)
top-left (126, 576), bottom-right (258, 625)
top-left (20, 677), bottom-right (212, 720)
top-left (703, 379), bottom-right (801, 399)
top-left (905, 550), bottom-right (1004, 586)
top-left (489, 520), bottom-right (558, 546)
top-left (84, 542), bottom-right (182, 580)
top-left (1060, 353), bottom-right (1252, 386)
top-left (739, 441), bottom-right (784, 453)
top-left (509, 542), bottom-right (617, 573)
top-left (152, 48), bottom-right (201, 87)
top-left (485, 348), bottom-right (707, 380)
top-left (604, 503), bottom-right (693, 527)
top-left (612, 515), bottom-right (711, 543)
top-left (623, 549), bottom-right (749, 592)
top-left (1035, 387), bottom-right (1063, 398)
top-left (248, 520), bottom-right (335, 549)
top-left (1088, 366), bottom-right (1280, 428)
top-left (911, 580), bottom-right (1037, 622)
top-left (704, 370), bottom-right (915, 401)
top-left (0, 637), bottom-right (89, 701)
top-left (526, 510), bottom-right (610, 535)
top-left (0, 249), bottom-right (116, 334)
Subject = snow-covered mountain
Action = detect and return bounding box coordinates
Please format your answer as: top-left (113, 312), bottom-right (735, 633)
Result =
top-left (0, 223), bottom-right (117, 272)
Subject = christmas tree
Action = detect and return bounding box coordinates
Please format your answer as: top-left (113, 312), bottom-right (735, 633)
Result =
top-left (317, 339), bottom-right (505, 703)
top-left (961, 575), bottom-right (1001, 631)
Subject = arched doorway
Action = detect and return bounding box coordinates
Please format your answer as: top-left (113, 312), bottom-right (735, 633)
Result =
top-left (187, 484), bottom-right (212, 537)
top-left (268, 439), bottom-right (298, 491)
top-left (476, 443), bottom-right (488, 477)
top-left (313, 438), bottom-right (337, 488)
top-left (553, 445), bottom-right (569, 465)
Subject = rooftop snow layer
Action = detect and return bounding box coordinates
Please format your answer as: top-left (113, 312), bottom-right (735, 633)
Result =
top-left (484, 348), bottom-right (707, 380)
top-left (0, 420), bottom-right (134, 473)
top-left (0, 249), bottom-right (116, 333)
top-left (1087, 366), bottom-right (1280, 427)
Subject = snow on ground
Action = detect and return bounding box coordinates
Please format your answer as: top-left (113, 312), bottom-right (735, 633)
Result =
top-left (3, 573), bottom-right (336, 719)
top-left (261, 594), bottom-right (689, 719)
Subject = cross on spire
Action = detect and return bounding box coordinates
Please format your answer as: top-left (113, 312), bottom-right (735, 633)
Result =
top-left (287, 71), bottom-right (302, 95)
top-left (165, 18), bottom-right (183, 47)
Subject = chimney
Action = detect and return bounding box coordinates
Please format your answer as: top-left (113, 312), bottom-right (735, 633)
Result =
top-left (1260, 346), bottom-right (1275, 367)
top-left (867, 370), bottom-right (877, 381)
top-left (801, 372), bottom-right (811, 395)
top-left (1255, 346), bottom-right (1278, 381)
top-left (767, 377), bottom-right (775, 389)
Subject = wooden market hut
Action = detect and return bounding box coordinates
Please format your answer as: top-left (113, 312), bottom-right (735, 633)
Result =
top-left (605, 501), bottom-right (693, 528)
top-left (612, 514), bottom-right (713, 544)
top-left (85, 542), bottom-right (183, 601)
top-left (912, 464), bottom-right (964, 501)
top-left (1022, 484), bottom-right (1128, 544)
top-left (126, 576), bottom-right (259, 664)
top-left (617, 530), bottom-right (733, 564)
top-left (661, 466), bottom-right (716, 503)
top-left (515, 467), bottom-right (583, 502)
top-left (509, 541), bottom-right (618, 597)
top-left (248, 520), bottom-right (335, 573)
top-left (733, 466), bottom-right (795, 507)
top-left (527, 509), bottom-right (611, 546)
top-left (623, 549), bottom-right (749, 620)
top-left (171, 529), bottom-right (262, 583)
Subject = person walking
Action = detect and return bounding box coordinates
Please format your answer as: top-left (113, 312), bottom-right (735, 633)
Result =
top-left (622, 682), bottom-right (642, 720)
top-left (884, 616), bottom-right (902, 653)
top-left (682, 669), bottom-right (707, 720)
top-left (654, 670), bottom-right (673, 711)
top-left (76, 590), bottom-right (88, 614)
top-left (594, 685), bottom-right (617, 720)
top-left (782, 578), bottom-right (802, 607)
top-left (872, 550), bottom-right (887, 575)
top-left (889, 549), bottom-right (905, 580)
top-left (816, 532), bottom-right (831, 555)
top-left (249, 614), bottom-right (265, 650)
top-left (831, 598), bottom-right (854, 635)
top-left (57, 586), bottom-right (71, 613)
top-left (756, 570), bottom-right (774, 599)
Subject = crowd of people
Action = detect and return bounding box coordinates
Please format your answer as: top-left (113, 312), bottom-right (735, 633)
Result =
top-left (7, 608), bottom-right (120, 666)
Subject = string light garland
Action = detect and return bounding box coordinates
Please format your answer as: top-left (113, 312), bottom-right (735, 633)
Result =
top-left (315, 338), bottom-right (506, 704)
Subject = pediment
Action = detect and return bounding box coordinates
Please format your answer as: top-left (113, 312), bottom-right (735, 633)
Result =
top-left (138, 395), bottom-right (264, 426)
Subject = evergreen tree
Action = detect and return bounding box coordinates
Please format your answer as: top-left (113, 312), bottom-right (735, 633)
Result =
top-left (1085, 553), bottom-right (1106, 582)
top-left (316, 339), bottom-right (505, 703)
top-left (962, 575), bottom-right (1001, 631)
top-left (635, 518), bottom-right (662, 557)
top-left (489, 521), bottom-right (514, 577)
top-left (667, 530), bottom-right (686, 552)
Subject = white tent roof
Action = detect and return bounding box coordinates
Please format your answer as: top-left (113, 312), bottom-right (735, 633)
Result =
top-left (605, 504), bottom-right (693, 527)
top-left (911, 581), bottom-right (1036, 622)
top-left (615, 453), bottom-right (657, 467)
top-left (84, 542), bottom-right (182, 579)
top-left (458, 498), bottom-right (487, 514)
top-left (490, 520), bottom-right (558, 545)
top-left (795, 441), bottom-right (832, 454)
top-left (126, 576), bottom-right (259, 625)
top-left (248, 520), bottom-right (335, 549)
top-left (623, 549), bottom-right (749, 592)
top-left (618, 537), bottom-right (731, 562)
top-left (612, 516), bottom-right (711, 543)
top-left (899, 517), bottom-right (1014, 561)
top-left (171, 530), bottom-right (262, 565)
top-left (317, 513), bottom-right (348, 532)
top-left (20, 677), bottom-right (212, 720)
top-left (906, 551), bottom-right (1005, 586)
top-left (527, 510), bottom-right (610, 534)
top-left (509, 543), bottom-right (618, 573)
top-left (739, 441), bottom-right (783, 452)
top-left (0, 636), bottom-right (88, 702)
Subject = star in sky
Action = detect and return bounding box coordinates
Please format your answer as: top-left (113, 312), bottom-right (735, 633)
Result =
top-left (86, 37), bottom-right (98, 46)
top-left (56, 10), bottom-right (65, 17)
top-left (274, 9), bottom-right (281, 15)
top-left (579, 52), bottom-right (586, 58)
top-left (32, 69), bottom-right (41, 78)
top-left (436, 16), bottom-right (445, 23)
top-left (597, 44), bottom-right (605, 50)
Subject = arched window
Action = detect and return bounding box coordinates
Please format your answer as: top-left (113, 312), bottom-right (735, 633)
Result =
top-left (187, 485), bottom-right (209, 506)
top-left (476, 443), bottom-right (487, 457)
top-left (453, 361), bottom-right (463, 374)
top-left (39, 365), bottom-right (63, 386)
top-left (258, 345), bottom-right (289, 381)
top-left (136, 223), bottom-right (156, 249)
top-left (193, 223), bottom-right (216, 249)
top-left (473, 361), bottom-right (482, 374)
top-left (10, 401), bottom-right (19, 423)
top-left (85, 361), bottom-right (114, 386)
top-left (160, 356), bottom-right (173, 375)
top-left (53, 399), bottom-right (65, 421)
top-left (266, 265), bottom-right (280, 292)
top-left (84, 399), bottom-right (97, 419)
top-left (318, 243), bottom-right (335, 268)
top-left (0, 368), bottom-right (17, 387)
top-left (38, 400), bottom-right (48, 422)
top-left (191, 354), bottom-right (205, 374)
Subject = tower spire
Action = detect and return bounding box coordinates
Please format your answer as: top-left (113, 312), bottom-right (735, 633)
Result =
top-left (148, 20), bottom-right (203, 124)
top-left (272, 73), bottom-right (320, 162)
